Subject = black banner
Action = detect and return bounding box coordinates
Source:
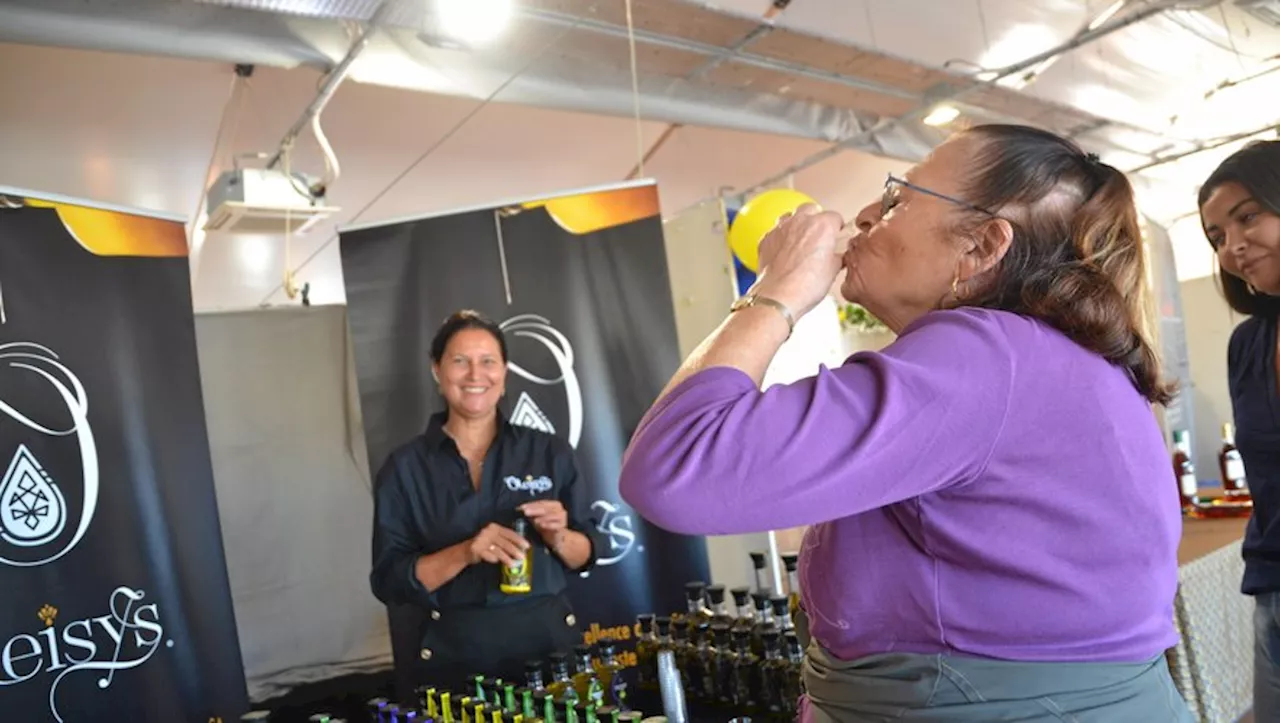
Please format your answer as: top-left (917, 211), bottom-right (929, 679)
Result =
top-left (0, 193), bottom-right (248, 722)
top-left (341, 182), bottom-right (710, 691)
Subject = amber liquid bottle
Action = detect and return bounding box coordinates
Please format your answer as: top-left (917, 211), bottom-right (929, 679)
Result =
top-left (757, 629), bottom-right (790, 718)
top-left (682, 581), bottom-right (713, 634)
top-left (749, 551), bottom-right (769, 592)
top-left (781, 631), bottom-right (804, 718)
top-left (547, 653), bottom-right (579, 703)
top-left (710, 623), bottom-right (736, 708)
top-left (705, 584), bottom-right (734, 628)
top-left (691, 621), bottom-right (717, 703)
top-left (730, 628), bottom-right (759, 712)
top-left (501, 518), bottom-right (534, 594)
top-left (779, 553), bottom-right (801, 621)
top-left (730, 587), bottom-right (756, 638)
top-left (1172, 429), bottom-right (1199, 513)
top-left (571, 644), bottom-right (604, 706)
top-left (1220, 422), bottom-right (1249, 498)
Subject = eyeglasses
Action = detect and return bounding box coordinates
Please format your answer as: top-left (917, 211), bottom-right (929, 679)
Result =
top-left (881, 174), bottom-right (996, 219)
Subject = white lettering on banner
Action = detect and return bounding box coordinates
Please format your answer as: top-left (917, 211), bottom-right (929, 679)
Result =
top-left (0, 587), bottom-right (171, 722)
top-left (0, 342), bottom-right (98, 568)
top-left (591, 500), bottom-right (641, 567)
top-left (505, 475), bottom-right (554, 495)
top-left (500, 315), bottom-right (582, 449)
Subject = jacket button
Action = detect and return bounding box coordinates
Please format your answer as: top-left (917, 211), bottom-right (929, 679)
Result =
top-left (431, 610), bottom-right (441, 621)
top-left (421, 648), bottom-right (433, 661)
top-left (565, 614), bottom-right (576, 626)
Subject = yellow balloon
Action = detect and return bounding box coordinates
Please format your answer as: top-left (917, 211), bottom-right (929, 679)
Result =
top-left (728, 189), bottom-right (817, 271)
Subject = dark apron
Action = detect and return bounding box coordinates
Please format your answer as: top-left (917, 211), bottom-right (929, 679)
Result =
top-left (418, 593), bottom-right (581, 693)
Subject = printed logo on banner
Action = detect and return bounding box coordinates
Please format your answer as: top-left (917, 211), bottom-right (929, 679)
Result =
top-left (0, 342), bottom-right (98, 568)
top-left (496, 315), bottom-right (644, 572)
top-left (500, 314), bottom-right (582, 449)
top-left (1, 586), bottom-right (173, 722)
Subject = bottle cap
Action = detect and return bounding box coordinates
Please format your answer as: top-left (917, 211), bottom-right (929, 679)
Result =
top-left (710, 623), bottom-right (731, 642)
top-left (574, 643), bottom-right (593, 657)
top-left (770, 596), bottom-right (789, 614)
top-left (654, 616), bottom-right (671, 634)
top-left (749, 551), bottom-right (767, 569)
top-left (780, 553), bottom-right (799, 571)
top-left (513, 516), bottom-right (528, 535)
top-left (599, 641), bottom-right (616, 656)
top-left (751, 590), bottom-right (771, 608)
top-left (761, 627), bottom-right (780, 643)
top-left (684, 581), bottom-right (707, 600)
top-left (637, 613), bottom-right (655, 626)
top-left (672, 624), bottom-right (689, 640)
top-left (729, 587), bottom-right (750, 603)
top-left (705, 584), bottom-right (726, 604)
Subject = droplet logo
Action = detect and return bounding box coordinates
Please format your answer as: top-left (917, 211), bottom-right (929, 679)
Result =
top-left (500, 315), bottom-right (582, 449)
top-left (0, 342), bottom-right (97, 567)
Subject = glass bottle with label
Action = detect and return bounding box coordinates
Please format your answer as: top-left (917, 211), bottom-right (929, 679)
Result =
top-left (691, 620), bottom-right (717, 703)
top-left (729, 587), bottom-right (756, 638)
top-left (705, 584), bottom-right (734, 627)
top-left (781, 631), bottom-right (805, 717)
top-left (682, 581), bottom-right (713, 634)
top-left (554, 697), bottom-right (576, 723)
top-left (526, 660), bottom-right (548, 693)
top-left (769, 596), bottom-right (794, 635)
top-left (730, 627), bottom-right (759, 713)
top-left (634, 615), bottom-right (658, 694)
top-left (749, 551), bottom-right (769, 592)
top-left (1171, 430), bottom-right (1199, 513)
top-left (548, 653), bottom-right (579, 703)
top-left (779, 553), bottom-right (801, 620)
top-left (757, 629), bottom-right (790, 717)
top-left (501, 518), bottom-right (534, 594)
top-left (751, 591), bottom-right (775, 657)
top-left (571, 644), bottom-right (604, 706)
top-left (710, 623), bottom-right (736, 708)
top-left (532, 691), bottom-right (554, 723)
top-left (1220, 423), bottom-right (1249, 498)
top-left (595, 641), bottom-right (628, 709)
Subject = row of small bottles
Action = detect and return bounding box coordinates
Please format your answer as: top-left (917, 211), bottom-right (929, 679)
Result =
top-left (1172, 424), bottom-right (1251, 518)
top-left (633, 551), bottom-right (806, 722)
top-left (360, 642), bottom-right (635, 723)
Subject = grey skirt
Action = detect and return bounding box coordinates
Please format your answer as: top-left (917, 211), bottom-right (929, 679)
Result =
top-left (801, 640), bottom-right (1195, 723)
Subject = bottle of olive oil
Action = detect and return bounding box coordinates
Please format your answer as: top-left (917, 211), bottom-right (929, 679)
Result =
top-left (749, 551), bottom-right (769, 592)
top-left (682, 582), bottom-right (713, 634)
top-left (710, 623), bottom-right (736, 707)
top-left (691, 621), bottom-right (717, 703)
top-left (526, 660), bottom-right (548, 693)
top-left (595, 641), bottom-right (628, 708)
top-left (730, 588), bottom-right (756, 637)
top-left (634, 615), bottom-right (658, 694)
top-left (782, 630), bottom-right (804, 714)
top-left (705, 585), bottom-right (734, 628)
top-left (554, 697), bottom-right (576, 723)
top-left (671, 620), bottom-right (694, 691)
top-left (730, 627), bottom-right (758, 712)
top-left (501, 518), bottom-right (534, 594)
top-left (758, 629), bottom-right (790, 717)
top-left (532, 691), bottom-right (553, 723)
top-left (750, 591), bottom-right (775, 656)
top-left (779, 553), bottom-right (801, 620)
top-left (769, 596), bottom-right (794, 635)
top-left (571, 644), bottom-right (604, 706)
top-left (547, 653), bottom-right (579, 703)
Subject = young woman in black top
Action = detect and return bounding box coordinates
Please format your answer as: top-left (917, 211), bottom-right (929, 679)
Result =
top-left (1199, 140), bottom-right (1280, 717)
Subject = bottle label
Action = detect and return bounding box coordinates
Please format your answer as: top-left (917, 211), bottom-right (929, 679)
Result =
top-left (1180, 474), bottom-right (1198, 497)
top-left (1226, 458), bottom-right (1246, 483)
top-left (609, 675), bottom-right (627, 709)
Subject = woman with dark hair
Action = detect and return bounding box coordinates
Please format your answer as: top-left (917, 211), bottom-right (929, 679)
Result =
top-left (619, 124), bottom-right (1192, 720)
top-left (370, 310), bottom-right (602, 694)
top-left (1197, 140), bottom-right (1280, 717)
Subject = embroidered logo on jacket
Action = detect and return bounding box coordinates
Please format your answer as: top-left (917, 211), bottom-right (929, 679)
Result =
top-left (505, 475), bottom-right (554, 495)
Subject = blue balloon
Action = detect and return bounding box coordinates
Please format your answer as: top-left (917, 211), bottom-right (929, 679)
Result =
top-left (733, 253), bottom-right (756, 297)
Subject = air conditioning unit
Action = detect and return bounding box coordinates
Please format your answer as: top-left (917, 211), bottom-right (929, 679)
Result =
top-left (205, 168), bottom-right (340, 234)
top-left (1237, 0), bottom-right (1280, 26)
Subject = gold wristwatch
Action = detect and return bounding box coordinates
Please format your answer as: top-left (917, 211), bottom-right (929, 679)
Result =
top-left (730, 293), bottom-right (795, 338)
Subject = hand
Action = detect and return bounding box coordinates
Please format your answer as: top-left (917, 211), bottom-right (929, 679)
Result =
top-left (753, 204), bottom-right (847, 317)
top-left (520, 500), bottom-right (569, 546)
top-left (468, 523), bottom-right (529, 567)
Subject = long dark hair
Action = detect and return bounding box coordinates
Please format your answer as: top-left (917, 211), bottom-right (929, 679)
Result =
top-left (429, 310), bottom-right (508, 363)
top-left (957, 124), bottom-right (1174, 405)
top-left (1198, 140), bottom-right (1280, 317)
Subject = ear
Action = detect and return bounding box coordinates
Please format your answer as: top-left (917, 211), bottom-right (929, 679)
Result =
top-left (960, 217), bottom-right (1014, 281)
top-left (430, 365), bottom-right (440, 384)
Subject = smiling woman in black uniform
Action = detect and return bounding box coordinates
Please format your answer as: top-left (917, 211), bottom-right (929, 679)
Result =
top-left (1198, 140), bottom-right (1280, 718)
top-left (370, 310), bottom-right (603, 693)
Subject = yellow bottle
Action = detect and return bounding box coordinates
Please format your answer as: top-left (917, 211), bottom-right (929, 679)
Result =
top-left (501, 517), bottom-right (533, 594)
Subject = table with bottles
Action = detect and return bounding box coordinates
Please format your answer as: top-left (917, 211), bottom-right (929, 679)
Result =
top-left (238, 549), bottom-right (807, 723)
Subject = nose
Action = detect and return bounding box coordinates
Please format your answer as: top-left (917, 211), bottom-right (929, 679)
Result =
top-left (854, 200), bottom-right (879, 232)
top-left (1223, 229), bottom-right (1249, 256)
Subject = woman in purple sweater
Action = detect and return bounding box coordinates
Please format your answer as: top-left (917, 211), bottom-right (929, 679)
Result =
top-left (619, 124), bottom-right (1191, 721)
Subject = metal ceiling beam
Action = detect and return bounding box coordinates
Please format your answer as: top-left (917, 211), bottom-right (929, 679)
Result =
top-left (519, 7), bottom-right (920, 102)
top-left (1126, 119), bottom-right (1279, 174)
top-left (734, 0), bottom-right (1223, 199)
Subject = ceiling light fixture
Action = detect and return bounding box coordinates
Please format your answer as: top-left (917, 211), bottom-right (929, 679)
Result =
top-left (923, 105), bottom-right (961, 127)
top-left (434, 0), bottom-right (515, 46)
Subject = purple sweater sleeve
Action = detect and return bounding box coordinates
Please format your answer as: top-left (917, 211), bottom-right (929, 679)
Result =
top-left (618, 309), bottom-right (1015, 535)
